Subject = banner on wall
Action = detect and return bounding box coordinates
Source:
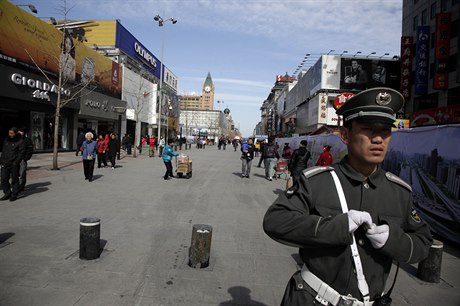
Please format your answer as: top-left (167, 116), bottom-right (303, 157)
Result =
top-left (400, 36), bottom-right (413, 99)
top-left (0, 0), bottom-right (122, 97)
top-left (410, 104), bottom-right (460, 126)
top-left (276, 124), bottom-right (460, 244)
top-left (433, 13), bottom-right (451, 90)
top-left (415, 26), bottom-right (430, 95)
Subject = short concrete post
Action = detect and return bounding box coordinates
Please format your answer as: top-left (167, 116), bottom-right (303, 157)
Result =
top-left (189, 224), bottom-right (212, 268)
top-left (417, 239), bottom-right (443, 283)
top-left (79, 217), bottom-right (101, 260)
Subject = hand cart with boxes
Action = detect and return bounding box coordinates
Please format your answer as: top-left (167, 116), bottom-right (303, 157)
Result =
top-left (176, 155), bottom-right (192, 179)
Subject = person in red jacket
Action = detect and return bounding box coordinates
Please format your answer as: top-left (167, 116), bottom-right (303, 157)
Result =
top-left (149, 135), bottom-right (156, 157)
top-left (96, 134), bottom-right (108, 168)
top-left (316, 145), bottom-right (333, 166)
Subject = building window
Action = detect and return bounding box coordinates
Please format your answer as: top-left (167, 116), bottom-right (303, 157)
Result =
top-left (413, 15), bottom-right (419, 31)
top-left (431, 2), bottom-right (437, 19)
top-left (422, 9), bottom-right (428, 25)
top-left (441, 0), bottom-right (448, 11)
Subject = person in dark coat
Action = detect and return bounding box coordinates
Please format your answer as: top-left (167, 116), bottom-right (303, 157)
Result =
top-left (0, 127), bottom-right (24, 201)
top-left (76, 131), bottom-right (85, 156)
top-left (287, 140), bottom-right (311, 193)
top-left (263, 88), bottom-right (432, 306)
top-left (107, 133), bottom-right (119, 169)
top-left (18, 127), bottom-right (34, 192)
top-left (240, 138), bottom-right (255, 178)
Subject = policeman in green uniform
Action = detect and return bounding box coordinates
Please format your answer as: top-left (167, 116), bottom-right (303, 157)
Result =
top-left (263, 87), bottom-right (432, 306)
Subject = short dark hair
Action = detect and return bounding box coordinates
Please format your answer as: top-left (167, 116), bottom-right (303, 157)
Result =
top-left (167, 138), bottom-right (175, 145)
top-left (300, 140), bottom-right (308, 146)
top-left (9, 127), bottom-right (18, 133)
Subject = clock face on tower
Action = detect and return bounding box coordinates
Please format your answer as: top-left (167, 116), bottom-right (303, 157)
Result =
top-left (204, 86), bottom-right (211, 93)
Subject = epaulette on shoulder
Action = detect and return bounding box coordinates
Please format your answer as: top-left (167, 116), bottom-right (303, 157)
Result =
top-left (302, 166), bottom-right (334, 179)
top-left (385, 172), bottom-right (412, 192)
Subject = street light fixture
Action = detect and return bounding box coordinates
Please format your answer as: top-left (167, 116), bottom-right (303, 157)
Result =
top-left (379, 52), bottom-right (390, 58)
top-left (16, 4), bottom-right (37, 13)
top-left (327, 49), bottom-right (335, 55)
top-left (40, 17), bottom-right (57, 25)
top-left (353, 51), bottom-right (362, 57)
top-left (366, 51), bottom-right (376, 58)
top-left (340, 50), bottom-right (348, 56)
top-left (153, 14), bottom-right (177, 142)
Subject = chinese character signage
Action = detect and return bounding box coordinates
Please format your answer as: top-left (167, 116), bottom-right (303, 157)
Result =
top-left (434, 13), bottom-right (451, 90)
top-left (415, 26), bottom-right (430, 95)
top-left (400, 36), bottom-right (413, 99)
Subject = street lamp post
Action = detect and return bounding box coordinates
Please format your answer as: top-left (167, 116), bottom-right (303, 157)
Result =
top-left (153, 14), bottom-right (177, 144)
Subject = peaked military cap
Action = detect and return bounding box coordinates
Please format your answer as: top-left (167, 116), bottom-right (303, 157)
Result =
top-left (336, 87), bottom-right (404, 126)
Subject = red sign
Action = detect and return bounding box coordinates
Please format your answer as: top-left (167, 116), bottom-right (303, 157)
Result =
top-left (434, 13), bottom-right (451, 90)
top-left (400, 36), bottom-right (413, 99)
top-left (410, 104), bottom-right (460, 127)
top-left (333, 92), bottom-right (354, 110)
top-left (276, 75), bottom-right (296, 82)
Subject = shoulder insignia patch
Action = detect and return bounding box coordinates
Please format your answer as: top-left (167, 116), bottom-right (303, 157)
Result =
top-left (302, 166), bottom-right (334, 179)
top-left (410, 207), bottom-right (421, 223)
top-left (385, 172), bottom-right (412, 192)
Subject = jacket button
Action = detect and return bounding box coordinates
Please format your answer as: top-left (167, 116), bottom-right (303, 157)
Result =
top-left (358, 239), bottom-right (364, 246)
top-left (297, 283), bottom-right (304, 289)
top-left (363, 183), bottom-right (369, 189)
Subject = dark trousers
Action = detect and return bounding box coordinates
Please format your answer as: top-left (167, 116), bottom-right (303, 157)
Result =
top-left (97, 153), bottom-right (107, 168)
top-left (1, 164), bottom-right (20, 196)
top-left (126, 145), bottom-right (132, 155)
top-left (19, 160), bottom-right (27, 190)
top-left (257, 155), bottom-right (265, 167)
top-left (159, 146), bottom-right (164, 157)
top-left (83, 159), bottom-right (95, 180)
top-left (108, 155), bottom-right (116, 168)
top-left (163, 161), bottom-right (174, 179)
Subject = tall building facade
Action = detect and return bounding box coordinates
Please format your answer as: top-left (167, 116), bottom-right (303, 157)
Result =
top-left (402, 0), bottom-right (460, 126)
top-left (180, 72), bottom-right (214, 110)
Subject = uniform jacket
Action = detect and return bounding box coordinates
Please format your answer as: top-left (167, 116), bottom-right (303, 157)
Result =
top-left (162, 144), bottom-right (178, 162)
top-left (0, 136), bottom-right (24, 167)
top-left (81, 140), bottom-right (97, 160)
top-left (263, 156), bottom-right (432, 302)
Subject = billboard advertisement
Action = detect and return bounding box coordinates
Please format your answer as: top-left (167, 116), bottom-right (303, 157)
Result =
top-left (410, 104), bottom-right (460, 127)
top-left (0, 0), bottom-right (122, 97)
top-left (115, 21), bottom-right (162, 80)
top-left (340, 57), bottom-right (400, 91)
top-left (321, 55), bottom-right (341, 90)
top-left (415, 26), bottom-right (430, 95)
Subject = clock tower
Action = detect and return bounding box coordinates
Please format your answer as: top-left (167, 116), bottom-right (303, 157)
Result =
top-left (201, 72), bottom-right (214, 110)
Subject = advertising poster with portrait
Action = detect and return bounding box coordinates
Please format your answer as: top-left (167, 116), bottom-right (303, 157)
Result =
top-left (340, 58), bottom-right (400, 91)
top-left (30, 111), bottom-right (44, 150)
top-left (0, 0), bottom-right (122, 98)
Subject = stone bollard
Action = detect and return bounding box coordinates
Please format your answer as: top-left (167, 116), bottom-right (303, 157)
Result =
top-left (189, 224), bottom-right (213, 268)
top-left (79, 217), bottom-right (101, 260)
top-left (417, 239), bottom-right (443, 283)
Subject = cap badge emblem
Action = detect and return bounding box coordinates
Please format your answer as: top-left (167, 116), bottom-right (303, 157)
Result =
top-left (376, 92), bottom-right (391, 105)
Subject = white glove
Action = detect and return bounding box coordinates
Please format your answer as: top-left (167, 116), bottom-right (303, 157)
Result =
top-left (365, 224), bottom-right (389, 249)
top-left (347, 210), bottom-right (373, 233)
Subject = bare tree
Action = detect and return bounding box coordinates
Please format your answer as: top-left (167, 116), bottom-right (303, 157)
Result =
top-left (25, 0), bottom-right (96, 169)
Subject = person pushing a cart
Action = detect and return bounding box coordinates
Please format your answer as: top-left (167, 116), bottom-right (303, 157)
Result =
top-left (162, 138), bottom-right (179, 180)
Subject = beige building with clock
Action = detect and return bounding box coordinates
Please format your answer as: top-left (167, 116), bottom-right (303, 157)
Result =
top-left (180, 72), bottom-right (215, 110)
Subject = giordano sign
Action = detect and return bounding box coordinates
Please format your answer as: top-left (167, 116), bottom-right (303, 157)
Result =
top-left (10, 72), bottom-right (71, 102)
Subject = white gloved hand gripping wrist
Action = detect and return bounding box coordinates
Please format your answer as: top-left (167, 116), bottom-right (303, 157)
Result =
top-left (365, 224), bottom-right (389, 249)
top-left (347, 210), bottom-right (373, 233)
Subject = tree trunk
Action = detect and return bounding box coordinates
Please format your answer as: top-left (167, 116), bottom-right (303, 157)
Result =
top-left (52, 68), bottom-right (63, 170)
top-left (133, 113), bottom-right (141, 158)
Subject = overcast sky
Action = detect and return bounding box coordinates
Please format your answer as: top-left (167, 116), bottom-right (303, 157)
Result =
top-left (23, 0), bottom-right (403, 136)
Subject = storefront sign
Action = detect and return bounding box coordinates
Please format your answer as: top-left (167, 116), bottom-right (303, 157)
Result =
top-left (400, 36), bottom-right (413, 99)
top-left (410, 104), bottom-right (460, 126)
top-left (415, 26), bottom-right (430, 95)
top-left (333, 92), bottom-right (354, 110)
top-left (10, 72), bottom-right (71, 100)
top-left (79, 88), bottom-right (126, 120)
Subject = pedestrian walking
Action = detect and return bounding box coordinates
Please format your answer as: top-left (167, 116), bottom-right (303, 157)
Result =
top-left (75, 131), bottom-right (85, 156)
top-left (96, 134), bottom-right (108, 168)
top-left (316, 145), bottom-right (333, 166)
top-left (0, 127), bottom-right (24, 202)
top-left (287, 140), bottom-right (311, 193)
top-left (81, 132), bottom-right (97, 182)
top-left (158, 136), bottom-right (165, 157)
top-left (149, 135), bottom-right (156, 157)
top-left (162, 138), bottom-right (178, 180)
top-left (240, 138), bottom-right (254, 178)
top-left (263, 88), bottom-right (432, 305)
top-left (107, 133), bottom-right (118, 169)
top-left (281, 143), bottom-right (293, 160)
top-left (18, 127), bottom-right (34, 192)
top-left (123, 134), bottom-right (132, 155)
top-left (257, 140), bottom-right (266, 167)
top-left (263, 136), bottom-right (279, 181)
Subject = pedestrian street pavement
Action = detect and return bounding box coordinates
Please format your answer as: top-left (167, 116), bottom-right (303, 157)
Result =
top-left (0, 146), bottom-right (459, 305)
